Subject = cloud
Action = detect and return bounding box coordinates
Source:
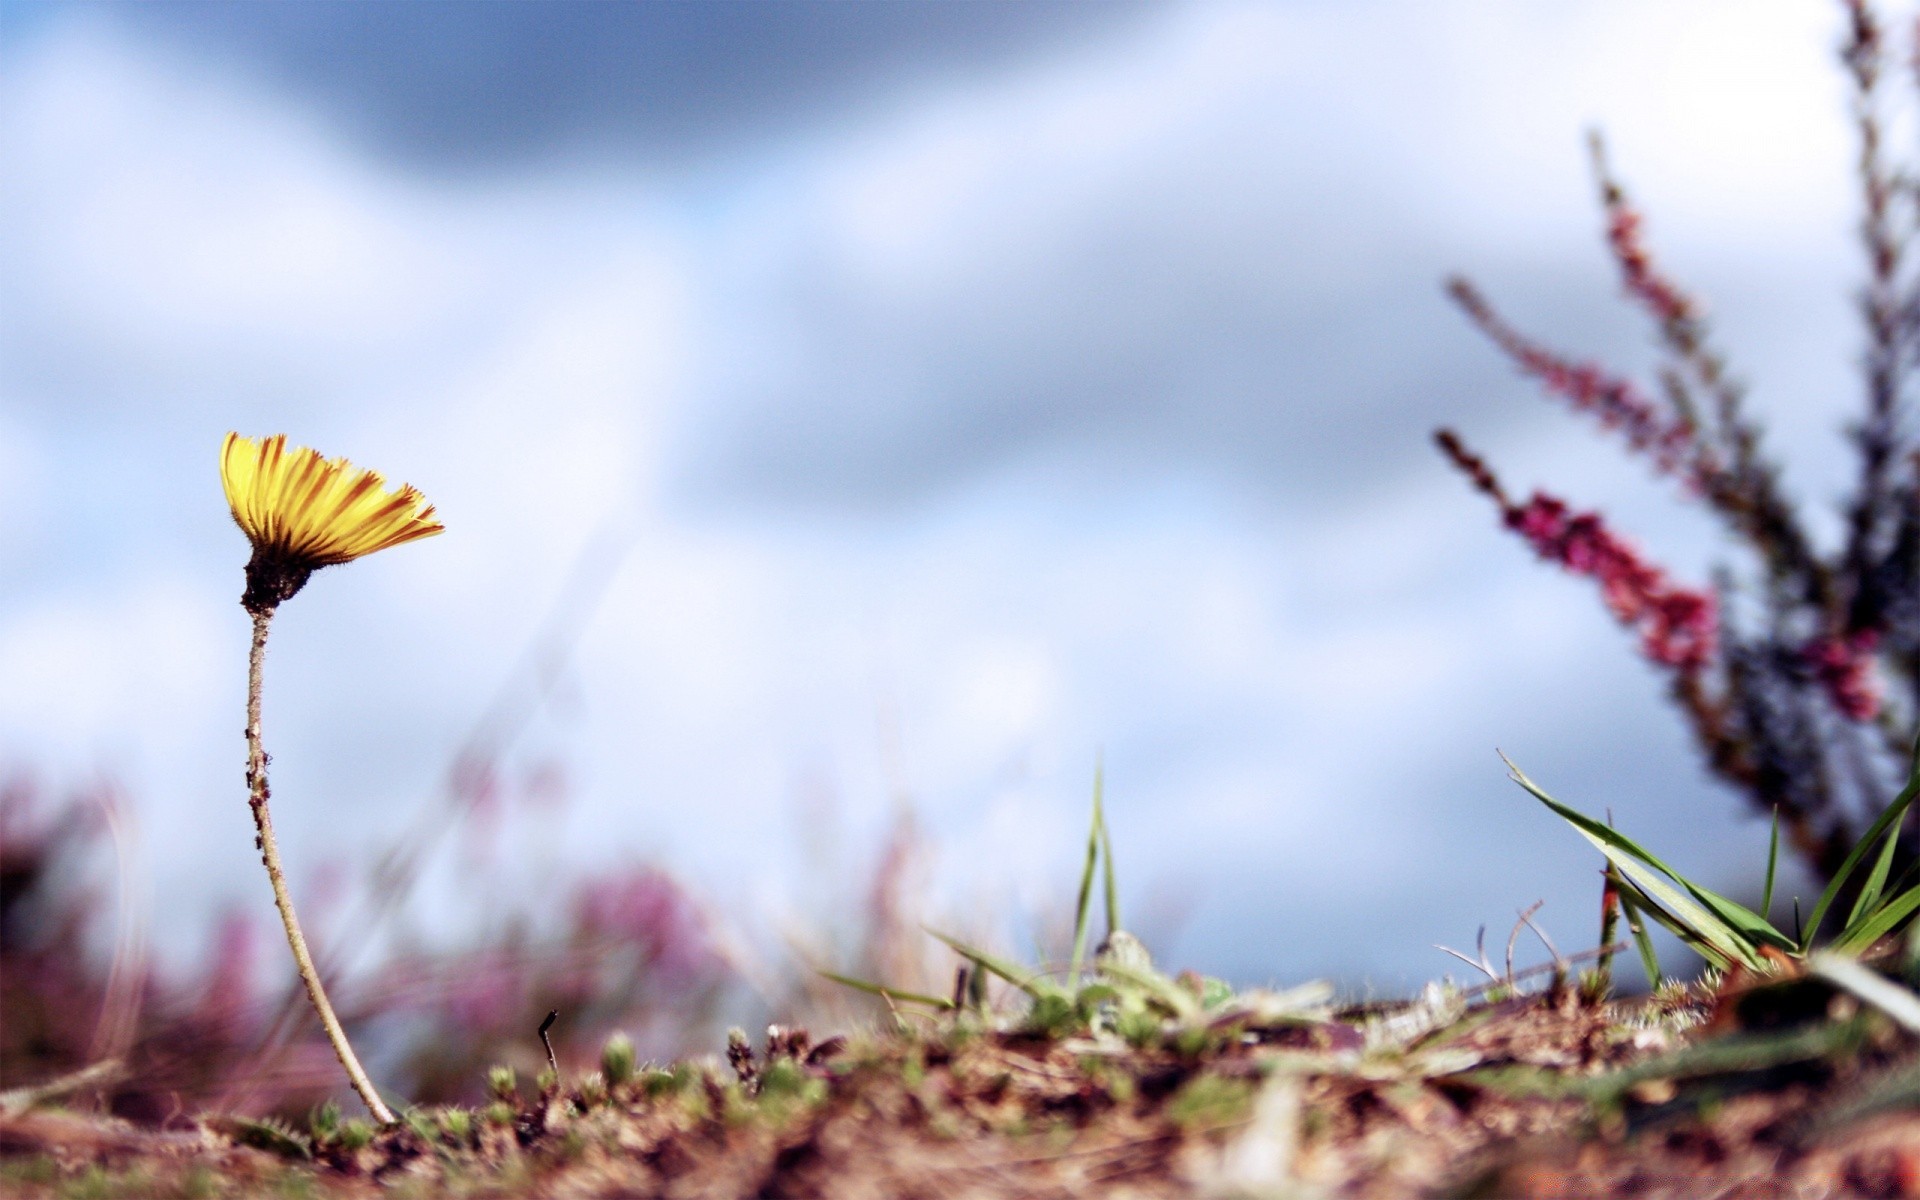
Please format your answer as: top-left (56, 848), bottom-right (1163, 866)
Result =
top-left (84, 0), bottom-right (1165, 169)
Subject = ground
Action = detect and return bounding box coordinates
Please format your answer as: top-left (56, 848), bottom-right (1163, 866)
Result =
top-left (5, 955), bottom-right (1920, 1199)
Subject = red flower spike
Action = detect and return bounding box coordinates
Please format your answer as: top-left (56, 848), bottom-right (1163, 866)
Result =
top-left (1448, 280), bottom-right (1698, 478)
top-left (1802, 630), bottom-right (1883, 721)
top-left (1501, 491), bottom-right (1719, 674)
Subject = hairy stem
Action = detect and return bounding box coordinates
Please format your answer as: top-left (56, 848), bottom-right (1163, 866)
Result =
top-left (246, 610), bottom-right (395, 1126)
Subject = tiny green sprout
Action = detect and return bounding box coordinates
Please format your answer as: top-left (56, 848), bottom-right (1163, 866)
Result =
top-left (487, 1065), bottom-right (518, 1101)
top-left (640, 1068), bottom-right (680, 1098)
top-left (337, 1118), bottom-right (374, 1151)
top-left (601, 1032), bottom-right (637, 1086)
top-left (756, 1058), bottom-right (807, 1100)
top-left (1116, 1005), bottom-right (1161, 1048)
top-left (232, 1117), bottom-right (310, 1160)
top-left (403, 1109), bottom-right (438, 1143)
top-left (438, 1108), bottom-right (472, 1143)
top-left (483, 1101), bottom-right (515, 1128)
top-left (1021, 991), bottom-right (1078, 1038)
top-left (1167, 1075), bottom-right (1254, 1130)
top-left (307, 1100), bottom-right (340, 1141)
top-left (1173, 1025), bottom-right (1211, 1057)
top-left (536, 1068), bottom-right (558, 1095)
top-left (576, 1070), bottom-right (608, 1109)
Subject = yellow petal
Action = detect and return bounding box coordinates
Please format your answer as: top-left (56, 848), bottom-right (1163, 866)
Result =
top-left (221, 432), bottom-right (443, 568)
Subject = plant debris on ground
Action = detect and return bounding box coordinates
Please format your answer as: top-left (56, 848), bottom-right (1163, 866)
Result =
top-left (7, 950), bottom-right (1920, 1198)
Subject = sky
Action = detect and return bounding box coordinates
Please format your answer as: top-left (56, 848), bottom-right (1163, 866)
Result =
top-left (0, 0), bottom-right (1887, 994)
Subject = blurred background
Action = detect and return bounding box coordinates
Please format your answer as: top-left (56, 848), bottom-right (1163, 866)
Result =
top-left (0, 0), bottom-right (1886, 1100)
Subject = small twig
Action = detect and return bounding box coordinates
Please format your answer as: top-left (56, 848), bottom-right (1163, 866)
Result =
top-left (538, 1010), bottom-right (559, 1081)
top-left (1459, 943), bottom-right (1626, 1002)
top-left (1519, 903), bottom-right (1567, 972)
top-left (1596, 864), bottom-right (1623, 994)
top-left (1435, 944), bottom-right (1501, 982)
top-left (1507, 902), bottom-right (1545, 983)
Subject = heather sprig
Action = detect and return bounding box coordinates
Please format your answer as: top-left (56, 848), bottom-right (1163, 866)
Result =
top-left (1440, 0), bottom-right (1920, 884)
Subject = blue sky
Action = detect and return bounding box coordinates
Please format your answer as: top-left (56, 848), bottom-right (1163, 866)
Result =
top-left (0, 1), bottom-right (1878, 992)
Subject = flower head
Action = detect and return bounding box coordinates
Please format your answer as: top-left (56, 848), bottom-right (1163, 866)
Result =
top-left (221, 432), bottom-right (443, 613)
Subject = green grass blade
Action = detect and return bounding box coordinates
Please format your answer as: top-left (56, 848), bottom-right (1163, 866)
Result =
top-left (1611, 874), bottom-right (1664, 988)
top-left (1610, 848), bottom-right (1763, 968)
top-left (816, 970), bottom-right (956, 1011)
top-left (1833, 885), bottom-right (1920, 955)
top-left (1761, 806), bottom-right (1780, 922)
top-left (1801, 763), bottom-right (1920, 952)
top-left (1503, 755), bottom-right (1778, 963)
top-left (926, 929), bottom-right (1049, 999)
top-left (1067, 766), bottom-right (1104, 992)
top-left (1099, 784), bottom-right (1119, 939)
top-left (1845, 816), bottom-right (1904, 932)
top-left (1507, 755), bottom-right (1787, 948)
top-left (1607, 871), bottom-right (1742, 970)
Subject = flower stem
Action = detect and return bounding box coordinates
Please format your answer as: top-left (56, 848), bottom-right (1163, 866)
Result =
top-left (246, 610), bottom-right (395, 1126)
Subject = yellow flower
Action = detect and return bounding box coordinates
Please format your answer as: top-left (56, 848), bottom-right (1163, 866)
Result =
top-left (222, 432), bottom-right (443, 613)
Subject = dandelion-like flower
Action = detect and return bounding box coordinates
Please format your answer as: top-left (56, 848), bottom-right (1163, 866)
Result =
top-left (222, 432), bottom-right (440, 1125)
top-left (222, 432), bottom-right (443, 614)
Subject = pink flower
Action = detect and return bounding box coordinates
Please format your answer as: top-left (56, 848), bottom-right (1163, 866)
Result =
top-left (572, 867), bottom-right (718, 990)
top-left (1604, 201), bottom-right (1697, 329)
top-left (1448, 280), bottom-right (1697, 477)
top-left (1503, 492), bottom-right (1718, 673)
top-left (1802, 630), bottom-right (1882, 721)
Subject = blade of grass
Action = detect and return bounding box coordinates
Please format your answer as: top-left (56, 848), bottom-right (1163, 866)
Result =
top-left (1800, 766), bottom-right (1920, 952)
top-left (1612, 873), bottom-right (1664, 988)
top-left (1845, 817), bottom-right (1904, 932)
top-left (1761, 806), bottom-right (1780, 922)
top-left (816, 970), bottom-right (956, 1011)
top-left (1845, 733), bottom-right (1920, 939)
top-left (926, 929), bottom-right (1050, 1000)
top-left (1506, 757), bottom-right (1763, 967)
top-left (1833, 884), bottom-right (1920, 955)
top-left (1067, 766), bottom-right (1104, 992)
top-left (1504, 754), bottom-right (1789, 955)
top-left (1099, 783), bottom-right (1119, 940)
top-left (1607, 871), bottom-right (1742, 970)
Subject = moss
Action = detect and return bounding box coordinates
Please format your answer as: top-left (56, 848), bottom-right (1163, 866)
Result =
top-left (1166, 1074), bottom-right (1254, 1131)
top-left (601, 1033), bottom-right (637, 1086)
top-left (337, 1118), bottom-right (374, 1151)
